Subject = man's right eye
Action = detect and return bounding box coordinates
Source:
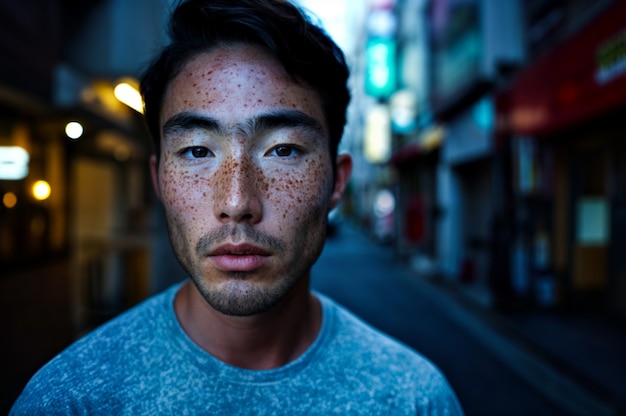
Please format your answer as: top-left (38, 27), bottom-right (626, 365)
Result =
top-left (182, 146), bottom-right (213, 158)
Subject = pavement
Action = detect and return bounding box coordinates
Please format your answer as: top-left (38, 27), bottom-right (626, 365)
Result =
top-left (314, 222), bottom-right (626, 416)
top-left (427, 277), bottom-right (626, 415)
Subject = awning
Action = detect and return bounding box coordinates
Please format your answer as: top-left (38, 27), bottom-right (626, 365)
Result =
top-left (389, 125), bottom-right (444, 166)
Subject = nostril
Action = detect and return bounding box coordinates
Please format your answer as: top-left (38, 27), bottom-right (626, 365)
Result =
top-left (219, 212), bottom-right (255, 221)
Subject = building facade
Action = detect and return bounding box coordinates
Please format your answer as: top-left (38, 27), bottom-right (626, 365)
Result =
top-left (381, 0), bottom-right (626, 318)
top-left (0, 0), bottom-right (181, 333)
top-left (496, 0), bottom-right (626, 316)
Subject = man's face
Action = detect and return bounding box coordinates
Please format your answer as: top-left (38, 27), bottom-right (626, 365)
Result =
top-left (152, 45), bottom-right (350, 316)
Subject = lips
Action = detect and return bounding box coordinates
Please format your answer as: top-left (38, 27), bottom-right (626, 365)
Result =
top-left (208, 243), bottom-right (270, 272)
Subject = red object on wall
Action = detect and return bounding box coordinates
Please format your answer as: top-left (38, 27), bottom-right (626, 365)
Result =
top-left (406, 196), bottom-right (425, 243)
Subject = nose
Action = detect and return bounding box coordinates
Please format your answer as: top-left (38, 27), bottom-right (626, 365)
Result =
top-left (213, 156), bottom-right (263, 224)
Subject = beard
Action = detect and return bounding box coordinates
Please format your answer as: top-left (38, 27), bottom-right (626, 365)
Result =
top-left (168, 222), bottom-right (322, 317)
top-left (194, 270), bottom-right (299, 316)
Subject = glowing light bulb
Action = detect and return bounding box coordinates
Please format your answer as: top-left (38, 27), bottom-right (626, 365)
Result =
top-left (32, 180), bottom-right (51, 201)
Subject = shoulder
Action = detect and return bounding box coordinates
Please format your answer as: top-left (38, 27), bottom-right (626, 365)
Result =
top-left (10, 284), bottom-right (181, 415)
top-left (320, 293), bottom-right (431, 367)
top-left (317, 294), bottom-right (464, 414)
top-left (65, 284), bottom-right (177, 359)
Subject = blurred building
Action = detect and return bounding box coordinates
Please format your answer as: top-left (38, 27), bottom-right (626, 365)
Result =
top-left (352, 0), bottom-right (626, 319)
top-left (495, 0), bottom-right (626, 317)
top-left (0, 0), bottom-right (180, 333)
top-left (2, 0), bottom-right (625, 332)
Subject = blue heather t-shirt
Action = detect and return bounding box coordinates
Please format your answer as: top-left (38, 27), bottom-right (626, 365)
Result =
top-left (11, 283), bottom-right (463, 415)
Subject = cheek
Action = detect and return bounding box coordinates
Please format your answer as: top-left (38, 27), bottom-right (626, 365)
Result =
top-left (159, 162), bottom-right (208, 224)
top-left (266, 156), bottom-right (333, 223)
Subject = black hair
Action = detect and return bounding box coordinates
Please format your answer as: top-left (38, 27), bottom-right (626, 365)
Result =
top-left (140, 0), bottom-right (350, 164)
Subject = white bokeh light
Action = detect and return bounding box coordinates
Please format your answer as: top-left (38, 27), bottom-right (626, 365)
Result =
top-left (65, 121), bottom-right (84, 140)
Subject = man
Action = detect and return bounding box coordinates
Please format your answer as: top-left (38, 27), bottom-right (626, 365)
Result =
top-left (12, 0), bottom-right (463, 414)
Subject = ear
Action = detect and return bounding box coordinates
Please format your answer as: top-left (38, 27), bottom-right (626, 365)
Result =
top-left (329, 153), bottom-right (352, 210)
top-left (149, 154), bottom-right (162, 200)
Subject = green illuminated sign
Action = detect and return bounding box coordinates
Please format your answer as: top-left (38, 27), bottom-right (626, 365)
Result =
top-left (365, 37), bottom-right (396, 99)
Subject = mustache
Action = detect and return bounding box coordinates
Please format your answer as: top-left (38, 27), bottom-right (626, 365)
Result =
top-left (195, 225), bottom-right (285, 257)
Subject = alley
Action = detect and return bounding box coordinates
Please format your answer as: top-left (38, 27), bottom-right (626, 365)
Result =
top-left (311, 222), bottom-right (564, 416)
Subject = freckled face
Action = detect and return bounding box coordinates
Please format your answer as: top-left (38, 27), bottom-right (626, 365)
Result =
top-left (155, 45), bottom-right (337, 316)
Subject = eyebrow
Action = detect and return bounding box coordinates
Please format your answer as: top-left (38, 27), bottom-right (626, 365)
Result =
top-left (162, 110), bottom-right (325, 140)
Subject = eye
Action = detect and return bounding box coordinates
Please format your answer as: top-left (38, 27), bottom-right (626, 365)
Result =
top-left (270, 145), bottom-right (299, 158)
top-left (182, 146), bottom-right (213, 158)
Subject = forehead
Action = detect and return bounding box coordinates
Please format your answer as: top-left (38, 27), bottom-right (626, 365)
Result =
top-left (160, 45), bottom-right (327, 134)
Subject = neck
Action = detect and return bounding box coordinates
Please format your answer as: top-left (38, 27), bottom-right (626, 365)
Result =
top-left (174, 277), bottom-right (321, 370)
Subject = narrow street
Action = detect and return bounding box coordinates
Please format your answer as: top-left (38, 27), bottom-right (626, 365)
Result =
top-left (3, 221), bottom-right (620, 415)
top-left (311, 222), bottom-right (562, 416)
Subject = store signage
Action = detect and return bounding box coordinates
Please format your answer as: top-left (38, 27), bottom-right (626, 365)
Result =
top-left (364, 104), bottom-right (391, 163)
top-left (577, 197), bottom-right (610, 246)
top-left (365, 37), bottom-right (397, 99)
top-left (0, 146), bottom-right (29, 180)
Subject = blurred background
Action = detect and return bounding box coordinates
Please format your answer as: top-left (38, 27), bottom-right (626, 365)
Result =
top-left (1, 0), bottom-right (625, 414)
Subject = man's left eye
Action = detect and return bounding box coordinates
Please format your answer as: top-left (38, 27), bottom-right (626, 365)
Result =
top-left (271, 145), bottom-right (298, 157)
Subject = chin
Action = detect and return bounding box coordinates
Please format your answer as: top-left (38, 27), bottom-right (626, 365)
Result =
top-left (199, 279), bottom-right (290, 317)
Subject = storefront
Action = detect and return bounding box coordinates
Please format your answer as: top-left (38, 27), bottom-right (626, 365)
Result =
top-left (389, 126), bottom-right (443, 259)
top-left (496, 1), bottom-right (626, 316)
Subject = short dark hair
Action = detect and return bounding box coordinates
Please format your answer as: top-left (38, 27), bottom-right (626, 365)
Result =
top-left (140, 0), bottom-right (350, 163)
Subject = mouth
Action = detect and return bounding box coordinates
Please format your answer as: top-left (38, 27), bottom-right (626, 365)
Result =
top-left (208, 243), bottom-right (271, 272)
top-left (210, 243), bottom-right (271, 256)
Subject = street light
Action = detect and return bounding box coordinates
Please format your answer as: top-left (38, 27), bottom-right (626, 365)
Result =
top-left (114, 81), bottom-right (143, 113)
